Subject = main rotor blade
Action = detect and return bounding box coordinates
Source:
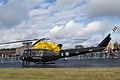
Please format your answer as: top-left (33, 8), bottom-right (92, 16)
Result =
top-left (32, 38), bottom-right (50, 46)
top-left (0, 39), bottom-right (38, 45)
top-left (72, 39), bottom-right (88, 41)
top-left (32, 38), bottom-right (46, 46)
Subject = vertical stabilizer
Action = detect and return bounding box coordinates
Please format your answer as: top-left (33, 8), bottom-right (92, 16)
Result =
top-left (97, 34), bottom-right (111, 47)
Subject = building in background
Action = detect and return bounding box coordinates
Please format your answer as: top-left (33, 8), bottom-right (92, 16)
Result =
top-left (107, 41), bottom-right (120, 51)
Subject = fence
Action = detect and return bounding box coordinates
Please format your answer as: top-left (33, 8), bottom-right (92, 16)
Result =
top-left (0, 56), bottom-right (21, 63)
top-left (0, 51), bottom-right (119, 63)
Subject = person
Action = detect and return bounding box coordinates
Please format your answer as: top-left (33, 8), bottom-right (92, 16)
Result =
top-left (0, 54), bottom-right (2, 63)
top-left (107, 47), bottom-right (113, 59)
top-left (104, 48), bottom-right (108, 59)
top-left (112, 49), bottom-right (118, 58)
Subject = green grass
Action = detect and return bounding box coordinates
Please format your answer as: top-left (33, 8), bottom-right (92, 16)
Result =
top-left (0, 68), bottom-right (120, 80)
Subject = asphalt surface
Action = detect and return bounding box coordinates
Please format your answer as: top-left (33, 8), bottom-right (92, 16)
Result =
top-left (0, 58), bottom-right (120, 68)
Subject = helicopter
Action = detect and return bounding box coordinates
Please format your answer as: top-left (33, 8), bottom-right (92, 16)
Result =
top-left (0, 26), bottom-right (117, 66)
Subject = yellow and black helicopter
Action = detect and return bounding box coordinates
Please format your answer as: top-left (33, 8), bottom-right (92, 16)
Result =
top-left (0, 27), bottom-right (117, 66)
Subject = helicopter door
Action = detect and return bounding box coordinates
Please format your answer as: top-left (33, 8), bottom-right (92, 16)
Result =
top-left (31, 50), bottom-right (43, 56)
top-left (23, 50), bottom-right (31, 57)
top-left (31, 50), bottom-right (43, 59)
top-left (39, 50), bottom-right (43, 57)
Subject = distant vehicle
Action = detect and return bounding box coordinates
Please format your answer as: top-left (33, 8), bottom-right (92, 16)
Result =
top-left (0, 26), bottom-right (117, 66)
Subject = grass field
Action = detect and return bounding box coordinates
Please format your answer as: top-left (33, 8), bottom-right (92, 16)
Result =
top-left (0, 68), bottom-right (120, 80)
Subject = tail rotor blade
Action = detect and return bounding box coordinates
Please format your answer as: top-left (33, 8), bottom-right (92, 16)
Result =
top-left (111, 26), bottom-right (117, 34)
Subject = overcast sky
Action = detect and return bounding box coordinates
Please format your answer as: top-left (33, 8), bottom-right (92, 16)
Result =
top-left (0, 0), bottom-right (120, 49)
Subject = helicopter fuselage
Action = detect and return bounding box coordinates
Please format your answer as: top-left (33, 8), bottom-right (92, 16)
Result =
top-left (20, 49), bottom-right (60, 63)
top-left (20, 46), bottom-right (105, 65)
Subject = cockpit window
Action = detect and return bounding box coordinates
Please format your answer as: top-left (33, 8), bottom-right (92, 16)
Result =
top-left (31, 50), bottom-right (43, 56)
top-left (32, 52), bottom-right (36, 56)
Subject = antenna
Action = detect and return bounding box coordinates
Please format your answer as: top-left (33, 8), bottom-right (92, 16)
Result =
top-left (110, 26), bottom-right (117, 34)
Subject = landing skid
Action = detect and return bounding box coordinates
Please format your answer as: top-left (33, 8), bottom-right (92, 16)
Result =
top-left (35, 61), bottom-right (55, 64)
top-left (22, 60), bottom-right (55, 67)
